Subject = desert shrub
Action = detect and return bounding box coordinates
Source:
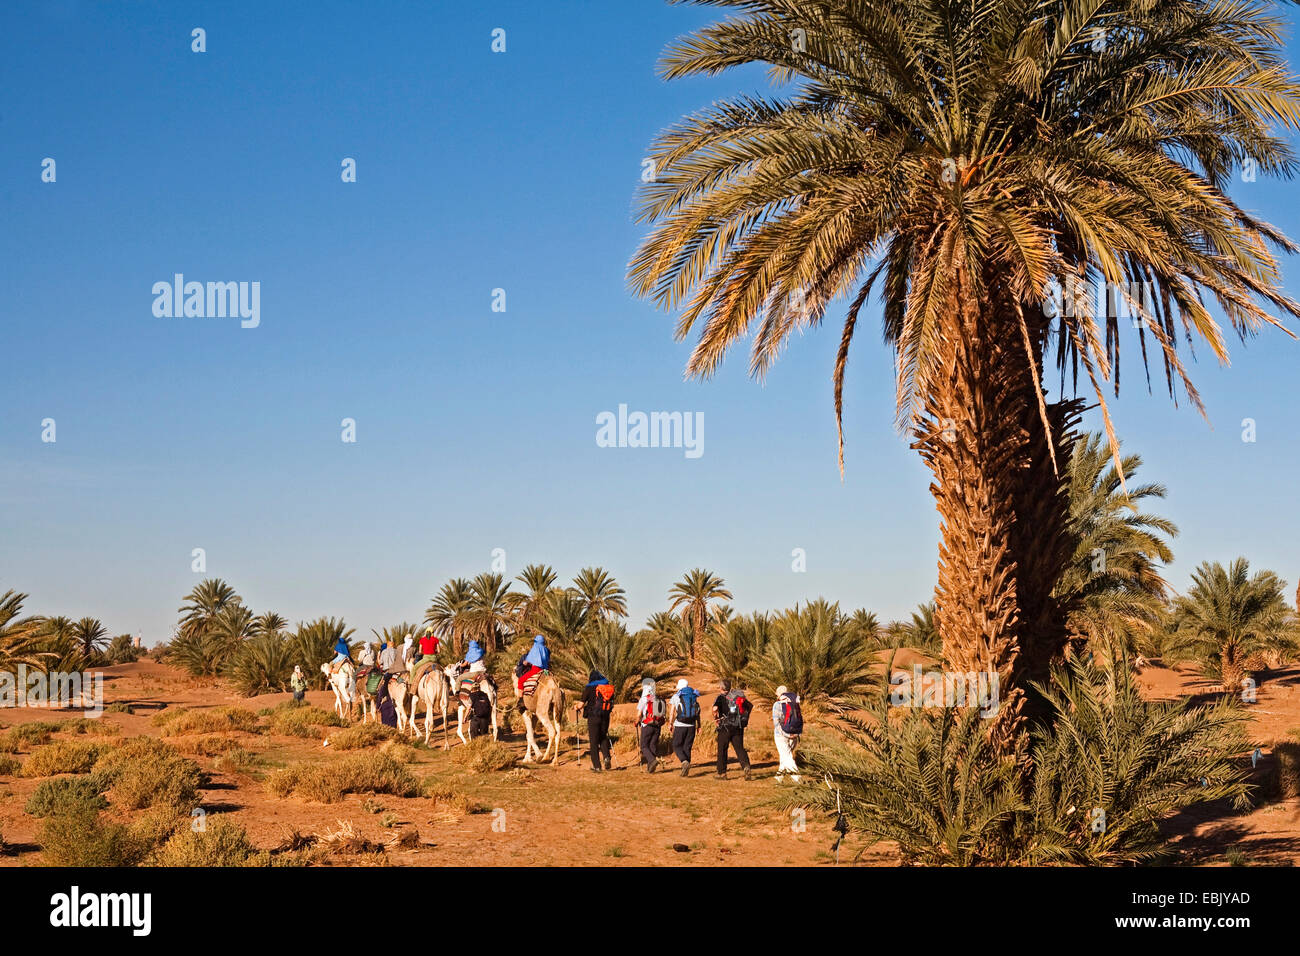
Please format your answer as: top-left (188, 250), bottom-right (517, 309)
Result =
top-left (127, 806), bottom-right (185, 850)
top-left (168, 734), bottom-right (244, 757)
top-left (267, 752), bottom-right (420, 803)
top-left (449, 736), bottom-right (516, 773)
top-left (39, 805), bottom-right (147, 867)
top-left (794, 656), bottom-right (1250, 865)
top-left (156, 706), bottom-right (258, 736)
top-left (267, 704), bottom-right (344, 738)
top-left (150, 819), bottom-right (262, 867)
top-left (22, 740), bottom-right (107, 777)
top-left (105, 634), bottom-right (140, 665)
top-left (60, 717), bottom-right (120, 736)
top-left (25, 776), bottom-right (109, 817)
top-left (102, 702), bottom-right (134, 715)
top-left (0, 755), bottom-right (20, 776)
top-left (92, 737), bottom-right (203, 811)
top-left (0, 721), bottom-right (61, 752)
top-left (424, 780), bottom-right (483, 815)
top-left (330, 723), bottom-right (397, 750)
top-left (212, 747), bottom-right (261, 775)
top-left (378, 740), bottom-right (418, 764)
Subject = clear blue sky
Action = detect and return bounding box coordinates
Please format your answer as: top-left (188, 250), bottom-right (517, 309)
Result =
top-left (3, 0), bottom-right (1300, 644)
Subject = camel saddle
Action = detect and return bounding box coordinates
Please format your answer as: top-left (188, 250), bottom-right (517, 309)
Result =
top-left (410, 659), bottom-right (438, 687)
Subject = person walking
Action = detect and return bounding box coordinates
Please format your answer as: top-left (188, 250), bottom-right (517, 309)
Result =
top-left (290, 665), bottom-right (308, 705)
top-left (636, 678), bottom-right (666, 773)
top-left (580, 669), bottom-right (615, 772)
top-left (712, 679), bottom-right (752, 779)
top-left (668, 678), bottom-right (700, 777)
top-left (772, 685), bottom-right (803, 782)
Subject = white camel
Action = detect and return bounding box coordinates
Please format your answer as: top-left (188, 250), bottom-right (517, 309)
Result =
top-left (445, 665), bottom-right (499, 745)
top-left (406, 667), bottom-right (452, 748)
top-left (519, 673), bottom-right (565, 765)
top-left (321, 661), bottom-right (356, 719)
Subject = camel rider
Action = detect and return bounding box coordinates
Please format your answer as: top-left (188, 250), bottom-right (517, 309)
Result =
top-left (357, 640), bottom-right (375, 670)
top-left (380, 639), bottom-right (403, 676)
top-left (457, 639), bottom-right (486, 677)
top-left (515, 634), bottom-right (550, 713)
top-left (403, 633), bottom-right (418, 680)
top-left (330, 635), bottom-right (352, 673)
top-left (417, 626), bottom-right (439, 663)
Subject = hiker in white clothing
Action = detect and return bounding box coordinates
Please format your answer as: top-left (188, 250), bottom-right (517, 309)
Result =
top-left (772, 685), bottom-right (803, 782)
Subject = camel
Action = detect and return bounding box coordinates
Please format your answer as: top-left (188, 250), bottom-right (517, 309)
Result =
top-left (351, 672), bottom-right (380, 723)
top-left (406, 666), bottom-right (452, 748)
top-left (518, 673), bottom-right (565, 765)
top-left (321, 661), bottom-right (356, 719)
top-left (445, 665), bottom-right (500, 745)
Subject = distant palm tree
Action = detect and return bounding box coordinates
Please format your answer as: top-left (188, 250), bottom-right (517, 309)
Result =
top-left (668, 569), bottom-right (732, 660)
top-left (71, 618), bottom-right (109, 664)
top-left (848, 610), bottom-right (882, 646)
top-left (252, 612), bottom-right (288, 637)
top-left (1171, 559), bottom-right (1297, 694)
top-left (554, 618), bottom-right (683, 702)
top-left (571, 567), bottom-right (627, 621)
top-left (630, 0), bottom-right (1300, 735)
top-left (644, 610), bottom-right (692, 660)
top-left (507, 564), bottom-right (560, 635)
top-left (701, 610), bottom-right (771, 684)
top-left (37, 615), bottom-right (84, 670)
top-left (748, 600), bottom-right (878, 705)
top-left (465, 572), bottom-right (515, 655)
top-left (177, 578), bottom-right (239, 641)
top-left (424, 578), bottom-right (475, 656)
top-left (1056, 433), bottom-right (1177, 657)
top-left (534, 590), bottom-right (590, 647)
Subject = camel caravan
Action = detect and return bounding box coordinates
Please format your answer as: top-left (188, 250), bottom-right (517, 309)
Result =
top-left (320, 628), bottom-right (563, 764)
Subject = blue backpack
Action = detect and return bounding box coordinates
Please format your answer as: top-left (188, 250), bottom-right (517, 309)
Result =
top-left (779, 696), bottom-right (804, 735)
top-left (677, 687), bottom-right (699, 722)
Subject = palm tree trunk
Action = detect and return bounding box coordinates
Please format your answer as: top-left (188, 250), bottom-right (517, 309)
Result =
top-left (915, 282), bottom-right (1076, 747)
top-left (1221, 647), bottom-right (1244, 697)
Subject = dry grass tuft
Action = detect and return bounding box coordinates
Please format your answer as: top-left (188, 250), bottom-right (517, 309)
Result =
top-left (267, 752), bottom-right (420, 803)
top-left (449, 736), bottom-right (516, 773)
top-left (317, 819), bottom-right (384, 855)
top-left (22, 740), bottom-right (107, 777)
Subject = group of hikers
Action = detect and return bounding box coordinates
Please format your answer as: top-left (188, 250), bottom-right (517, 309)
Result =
top-left (580, 673), bottom-right (804, 781)
top-left (320, 628), bottom-right (805, 780)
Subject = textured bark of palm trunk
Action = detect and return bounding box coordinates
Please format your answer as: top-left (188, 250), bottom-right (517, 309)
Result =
top-left (914, 288), bottom-right (1075, 747)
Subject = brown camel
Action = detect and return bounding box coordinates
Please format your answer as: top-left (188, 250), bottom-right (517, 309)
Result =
top-left (519, 673), bottom-right (565, 765)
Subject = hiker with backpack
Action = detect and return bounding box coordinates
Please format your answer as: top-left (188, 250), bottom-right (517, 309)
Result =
top-left (668, 678), bottom-right (700, 777)
top-left (636, 678), bottom-right (667, 773)
top-left (580, 669), bottom-right (616, 772)
top-left (772, 685), bottom-right (803, 782)
top-left (712, 679), bottom-right (752, 779)
top-left (468, 686), bottom-right (493, 739)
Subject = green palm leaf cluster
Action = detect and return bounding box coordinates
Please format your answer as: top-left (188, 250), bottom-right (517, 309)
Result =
top-left (746, 599), bottom-right (880, 704)
top-left (553, 618), bottom-right (684, 702)
top-left (700, 610), bottom-right (772, 683)
top-left (1170, 558), bottom-right (1298, 691)
top-left (794, 655), bottom-right (1250, 864)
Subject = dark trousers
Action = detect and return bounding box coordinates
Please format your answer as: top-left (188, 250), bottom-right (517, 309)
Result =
top-left (671, 724), bottom-right (696, 763)
top-left (469, 715), bottom-right (490, 738)
top-left (587, 716), bottom-right (611, 769)
top-left (639, 723), bottom-right (661, 769)
top-left (716, 724), bottom-right (749, 774)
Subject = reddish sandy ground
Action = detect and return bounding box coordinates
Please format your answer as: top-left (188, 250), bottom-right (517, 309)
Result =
top-left (0, 658), bottom-right (1296, 866)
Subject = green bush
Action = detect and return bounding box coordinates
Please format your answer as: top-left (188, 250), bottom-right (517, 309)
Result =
top-left (92, 737), bottom-right (203, 811)
top-left (22, 740), bottom-right (107, 777)
top-left (39, 805), bottom-right (147, 867)
top-left (25, 776), bottom-right (109, 817)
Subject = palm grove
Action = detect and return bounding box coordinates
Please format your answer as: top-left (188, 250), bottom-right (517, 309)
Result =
top-left (625, 0), bottom-right (1300, 861)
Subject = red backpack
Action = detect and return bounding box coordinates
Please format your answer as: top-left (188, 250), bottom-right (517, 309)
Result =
top-left (593, 683), bottom-right (615, 714)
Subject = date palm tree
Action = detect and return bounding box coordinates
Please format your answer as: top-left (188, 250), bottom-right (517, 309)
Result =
top-left (177, 578), bottom-right (239, 642)
top-left (571, 567), bottom-right (628, 621)
top-left (72, 618), bottom-right (109, 665)
top-left (507, 564), bottom-right (560, 636)
top-left (668, 568), bottom-right (732, 660)
top-left (465, 572), bottom-right (515, 655)
top-left (630, 0), bottom-right (1300, 734)
top-left (252, 612), bottom-right (288, 637)
top-left (1171, 558), bottom-right (1297, 694)
top-left (424, 578), bottom-right (475, 656)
